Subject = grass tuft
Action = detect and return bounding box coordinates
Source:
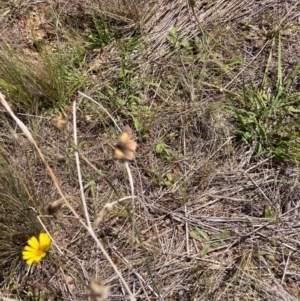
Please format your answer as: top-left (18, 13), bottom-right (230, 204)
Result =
top-left (0, 29), bottom-right (87, 113)
top-left (0, 151), bottom-right (40, 281)
top-left (229, 34), bottom-right (300, 162)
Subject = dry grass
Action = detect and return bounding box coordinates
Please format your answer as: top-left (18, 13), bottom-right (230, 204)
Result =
top-left (0, 0), bottom-right (300, 300)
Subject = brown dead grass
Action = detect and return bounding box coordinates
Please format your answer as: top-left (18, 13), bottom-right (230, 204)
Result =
top-left (0, 0), bottom-right (300, 301)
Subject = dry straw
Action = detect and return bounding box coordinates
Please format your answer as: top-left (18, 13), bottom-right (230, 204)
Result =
top-left (0, 92), bottom-right (136, 301)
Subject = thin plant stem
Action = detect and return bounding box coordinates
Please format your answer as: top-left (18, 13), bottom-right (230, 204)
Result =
top-left (73, 101), bottom-right (91, 228)
top-left (78, 91), bottom-right (121, 132)
top-left (59, 129), bottom-right (119, 197)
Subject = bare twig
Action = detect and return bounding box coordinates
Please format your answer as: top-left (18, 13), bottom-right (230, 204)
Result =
top-left (73, 100), bottom-right (91, 229)
top-left (281, 251), bottom-right (292, 284)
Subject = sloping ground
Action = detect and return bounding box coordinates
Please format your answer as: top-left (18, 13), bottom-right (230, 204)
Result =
top-left (0, 1), bottom-right (300, 301)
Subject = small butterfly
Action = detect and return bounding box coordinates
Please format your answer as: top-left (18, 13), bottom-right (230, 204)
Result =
top-left (114, 125), bottom-right (137, 160)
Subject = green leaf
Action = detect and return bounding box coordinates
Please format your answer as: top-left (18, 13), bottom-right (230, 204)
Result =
top-left (287, 105), bottom-right (300, 113)
top-left (214, 231), bottom-right (231, 240)
top-left (200, 244), bottom-right (210, 258)
top-left (169, 27), bottom-right (178, 39)
top-left (181, 40), bottom-right (192, 50)
top-left (167, 27), bottom-right (179, 46)
top-left (224, 58), bottom-right (242, 66)
top-left (166, 173), bottom-right (173, 182)
top-left (163, 180), bottom-right (173, 187)
top-left (84, 180), bottom-right (95, 189)
top-left (264, 205), bottom-right (272, 218)
top-left (190, 231), bottom-right (201, 240)
top-left (155, 141), bottom-right (165, 154)
top-left (266, 254), bottom-right (275, 262)
top-left (212, 231), bottom-right (231, 246)
top-left (133, 117), bottom-right (141, 131)
top-left (195, 227), bottom-right (209, 240)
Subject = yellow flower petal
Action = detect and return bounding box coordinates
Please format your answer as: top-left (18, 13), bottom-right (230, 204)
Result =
top-left (25, 258), bottom-right (35, 265)
top-left (22, 251), bottom-right (34, 259)
top-left (23, 246), bottom-right (35, 252)
top-left (39, 233), bottom-right (51, 252)
top-left (27, 236), bottom-right (39, 249)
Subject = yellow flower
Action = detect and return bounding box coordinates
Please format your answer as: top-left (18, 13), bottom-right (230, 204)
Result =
top-left (22, 233), bottom-right (51, 265)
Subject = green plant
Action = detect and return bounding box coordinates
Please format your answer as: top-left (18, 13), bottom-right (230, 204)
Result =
top-left (230, 34), bottom-right (300, 162)
top-left (190, 228), bottom-right (231, 258)
top-left (167, 27), bottom-right (201, 55)
top-left (86, 16), bottom-right (123, 50)
top-left (155, 140), bottom-right (175, 162)
top-left (0, 29), bottom-right (87, 112)
top-left (167, 27), bottom-right (180, 48)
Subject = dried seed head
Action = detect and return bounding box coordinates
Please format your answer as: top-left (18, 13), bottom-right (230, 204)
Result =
top-left (114, 125), bottom-right (137, 160)
top-left (50, 117), bottom-right (67, 131)
top-left (87, 279), bottom-right (110, 301)
top-left (84, 114), bottom-right (93, 123)
top-left (46, 199), bottom-right (63, 219)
